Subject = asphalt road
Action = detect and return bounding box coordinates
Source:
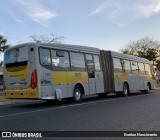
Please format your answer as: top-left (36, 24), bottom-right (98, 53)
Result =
top-left (0, 90), bottom-right (160, 139)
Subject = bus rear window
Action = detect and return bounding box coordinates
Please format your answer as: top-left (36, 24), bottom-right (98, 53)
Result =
top-left (5, 47), bottom-right (29, 64)
top-left (39, 48), bottom-right (51, 65)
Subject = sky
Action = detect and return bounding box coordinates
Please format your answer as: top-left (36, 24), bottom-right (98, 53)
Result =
top-left (1, 0), bottom-right (160, 52)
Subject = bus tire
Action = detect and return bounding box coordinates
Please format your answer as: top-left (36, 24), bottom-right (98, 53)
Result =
top-left (72, 86), bottom-right (83, 103)
top-left (145, 84), bottom-right (151, 94)
top-left (122, 84), bottom-right (129, 96)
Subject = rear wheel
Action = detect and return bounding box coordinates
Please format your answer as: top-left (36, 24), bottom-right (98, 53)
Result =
top-left (72, 86), bottom-right (83, 103)
top-left (122, 84), bottom-right (129, 96)
top-left (145, 84), bottom-right (151, 94)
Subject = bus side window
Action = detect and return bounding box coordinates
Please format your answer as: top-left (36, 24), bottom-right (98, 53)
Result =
top-left (131, 61), bottom-right (138, 74)
top-left (39, 48), bottom-right (51, 65)
top-left (145, 64), bottom-right (151, 75)
top-left (86, 54), bottom-right (95, 78)
top-left (51, 50), bottom-right (70, 71)
top-left (138, 62), bottom-right (145, 75)
top-left (120, 59), bottom-right (125, 72)
top-left (124, 60), bottom-right (131, 73)
top-left (70, 52), bottom-right (86, 71)
top-left (93, 55), bottom-right (101, 71)
top-left (113, 58), bottom-right (122, 72)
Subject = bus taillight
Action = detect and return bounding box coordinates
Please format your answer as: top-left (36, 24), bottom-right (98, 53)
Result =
top-left (31, 70), bottom-right (37, 89)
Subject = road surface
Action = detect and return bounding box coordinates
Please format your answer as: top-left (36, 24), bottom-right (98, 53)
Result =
top-left (0, 90), bottom-right (160, 139)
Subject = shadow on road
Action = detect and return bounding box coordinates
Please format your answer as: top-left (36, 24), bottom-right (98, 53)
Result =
top-left (11, 91), bottom-right (154, 110)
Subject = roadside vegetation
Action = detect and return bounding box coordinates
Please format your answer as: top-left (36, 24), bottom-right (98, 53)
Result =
top-left (120, 37), bottom-right (160, 70)
top-left (0, 96), bottom-right (5, 102)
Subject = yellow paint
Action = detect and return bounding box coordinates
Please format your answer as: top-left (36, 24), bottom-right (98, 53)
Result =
top-left (114, 71), bottom-right (155, 84)
top-left (5, 87), bottom-right (39, 99)
top-left (146, 75), bottom-right (155, 83)
top-left (100, 72), bottom-right (104, 82)
top-left (5, 65), bottom-right (39, 99)
top-left (7, 66), bottom-right (29, 80)
top-left (52, 71), bottom-right (88, 85)
top-left (6, 65), bottom-right (27, 72)
top-left (114, 72), bottom-right (128, 82)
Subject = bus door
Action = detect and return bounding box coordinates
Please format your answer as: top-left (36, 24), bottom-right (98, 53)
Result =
top-left (86, 54), bottom-right (96, 94)
top-left (93, 55), bottom-right (104, 93)
top-left (138, 62), bottom-right (147, 90)
top-left (39, 48), bottom-right (53, 99)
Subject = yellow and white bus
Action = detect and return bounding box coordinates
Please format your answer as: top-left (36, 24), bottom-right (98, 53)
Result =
top-left (3, 43), bottom-right (156, 102)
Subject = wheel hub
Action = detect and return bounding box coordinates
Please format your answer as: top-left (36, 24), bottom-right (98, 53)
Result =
top-left (75, 90), bottom-right (80, 100)
top-left (124, 86), bottom-right (128, 95)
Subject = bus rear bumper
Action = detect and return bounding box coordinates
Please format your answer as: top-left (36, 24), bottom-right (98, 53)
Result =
top-left (4, 88), bottom-right (39, 99)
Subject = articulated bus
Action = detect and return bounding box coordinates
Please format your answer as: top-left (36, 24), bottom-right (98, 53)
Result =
top-left (3, 43), bottom-right (156, 102)
top-left (0, 52), bottom-right (4, 91)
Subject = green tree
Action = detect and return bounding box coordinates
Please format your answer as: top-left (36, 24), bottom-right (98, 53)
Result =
top-left (120, 37), bottom-right (160, 65)
top-left (156, 60), bottom-right (160, 70)
top-left (146, 48), bottom-right (159, 64)
top-left (0, 35), bottom-right (10, 52)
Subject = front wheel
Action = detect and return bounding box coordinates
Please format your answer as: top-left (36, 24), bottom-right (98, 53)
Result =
top-left (72, 86), bottom-right (83, 103)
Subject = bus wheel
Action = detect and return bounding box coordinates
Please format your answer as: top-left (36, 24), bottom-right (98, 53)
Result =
top-left (122, 84), bottom-right (129, 96)
top-left (73, 86), bottom-right (83, 103)
top-left (145, 84), bottom-right (151, 94)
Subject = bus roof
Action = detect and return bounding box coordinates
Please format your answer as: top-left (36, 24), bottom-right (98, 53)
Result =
top-left (7, 42), bottom-right (150, 63)
top-left (43, 43), bottom-right (100, 54)
top-left (110, 51), bottom-right (150, 63)
top-left (7, 42), bottom-right (100, 54)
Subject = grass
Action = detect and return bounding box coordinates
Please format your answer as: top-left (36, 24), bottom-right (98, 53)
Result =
top-left (0, 96), bottom-right (6, 102)
top-left (156, 82), bottom-right (160, 88)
